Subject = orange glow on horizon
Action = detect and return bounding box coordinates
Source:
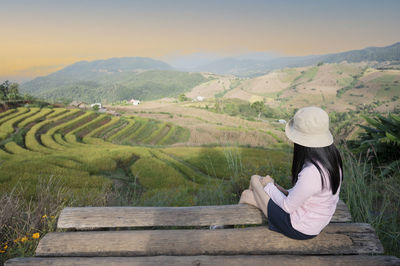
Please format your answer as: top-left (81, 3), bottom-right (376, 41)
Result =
top-left (1, 1), bottom-right (399, 80)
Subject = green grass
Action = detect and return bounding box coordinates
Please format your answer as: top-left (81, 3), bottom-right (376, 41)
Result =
top-left (373, 75), bottom-right (400, 98)
top-left (292, 66), bottom-right (318, 84)
top-left (279, 69), bottom-right (299, 83)
top-left (340, 149), bottom-right (400, 257)
top-left (160, 126), bottom-right (190, 145)
top-left (0, 109), bottom-right (17, 119)
top-left (336, 76), bottom-right (354, 87)
top-left (0, 108), bottom-right (29, 125)
top-left (130, 156), bottom-right (194, 193)
top-left (141, 122), bottom-right (167, 144)
top-left (163, 146), bottom-right (291, 184)
top-left (301, 66), bottom-right (319, 81)
top-left (95, 118), bottom-right (127, 139)
top-left (84, 116), bottom-right (119, 139)
top-left (17, 108), bottom-right (54, 128)
top-left (107, 118), bottom-right (136, 141)
top-left (336, 68), bottom-right (367, 98)
top-left (116, 118), bottom-right (147, 143)
top-left (0, 108), bottom-right (40, 140)
top-left (215, 78), bottom-right (241, 98)
top-left (133, 120), bottom-right (160, 143)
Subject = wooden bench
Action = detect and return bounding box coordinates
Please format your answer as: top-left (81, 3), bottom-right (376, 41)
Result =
top-left (5, 200), bottom-right (400, 265)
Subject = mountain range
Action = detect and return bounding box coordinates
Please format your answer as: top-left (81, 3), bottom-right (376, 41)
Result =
top-left (21, 42), bottom-right (400, 103)
top-left (188, 42), bottom-right (400, 76)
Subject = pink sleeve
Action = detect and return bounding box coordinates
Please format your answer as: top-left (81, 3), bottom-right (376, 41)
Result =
top-left (264, 164), bottom-right (322, 214)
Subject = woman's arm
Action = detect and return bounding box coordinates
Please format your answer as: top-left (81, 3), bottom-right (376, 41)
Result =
top-left (274, 182), bottom-right (289, 196)
top-left (264, 164), bottom-right (322, 214)
top-left (259, 175), bottom-right (288, 196)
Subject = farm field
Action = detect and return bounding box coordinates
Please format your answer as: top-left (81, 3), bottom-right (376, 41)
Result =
top-left (0, 107), bottom-right (291, 207)
top-left (111, 100), bottom-right (286, 148)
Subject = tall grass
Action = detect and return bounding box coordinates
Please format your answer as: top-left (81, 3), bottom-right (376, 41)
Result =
top-left (0, 176), bottom-right (112, 264)
top-left (340, 147), bottom-right (400, 257)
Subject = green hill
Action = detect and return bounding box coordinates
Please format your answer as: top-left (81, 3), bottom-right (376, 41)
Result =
top-left (21, 57), bottom-right (209, 103)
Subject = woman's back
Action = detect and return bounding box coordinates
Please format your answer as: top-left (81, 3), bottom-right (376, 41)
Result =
top-left (287, 161), bottom-right (341, 235)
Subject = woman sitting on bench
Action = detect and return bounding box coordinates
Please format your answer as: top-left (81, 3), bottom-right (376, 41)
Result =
top-left (239, 106), bottom-right (343, 240)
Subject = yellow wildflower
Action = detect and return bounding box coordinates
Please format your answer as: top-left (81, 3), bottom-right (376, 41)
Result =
top-left (0, 250), bottom-right (5, 254)
top-left (42, 214), bottom-right (48, 219)
top-left (50, 216), bottom-right (55, 219)
top-left (4, 244), bottom-right (7, 250)
top-left (32, 233), bottom-right (40, 239)
top-left (13, 238), bottom-right (20, 243)
top-left (21, 237), bottom-right (28, 243)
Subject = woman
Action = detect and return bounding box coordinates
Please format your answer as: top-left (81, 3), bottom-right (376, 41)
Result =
top-left (239, 106), bottom-right (343, 240)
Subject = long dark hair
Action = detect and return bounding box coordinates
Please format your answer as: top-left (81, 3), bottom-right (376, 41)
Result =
top-left (291, 143), bottom-right (343, 194)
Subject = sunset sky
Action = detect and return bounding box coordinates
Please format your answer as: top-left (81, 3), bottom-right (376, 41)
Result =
top-left (1, 0), bottom-right (399, 82)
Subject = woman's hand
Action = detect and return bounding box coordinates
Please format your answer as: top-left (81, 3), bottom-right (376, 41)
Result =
top-left (259, 175), bottom-right (274, 186)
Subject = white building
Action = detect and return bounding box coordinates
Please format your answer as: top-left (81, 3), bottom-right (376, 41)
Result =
top-left (196, 96), bottom-right (204, 102)
top-left (129, 99), bottom-right (140, 105)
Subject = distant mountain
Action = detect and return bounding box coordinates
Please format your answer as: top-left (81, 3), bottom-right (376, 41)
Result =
top-left (194, 42), bottom-right (400, 76)
top-left (21, 57), bottom-right (208, 102)
top-left (318, 42), bottom-right (400, 63)
top-left (165, 51), bottom-right (280, 71)
top-left (57, 57), bottom-right (172, 76)
top-left (164, 52), bottom-right (224, 71)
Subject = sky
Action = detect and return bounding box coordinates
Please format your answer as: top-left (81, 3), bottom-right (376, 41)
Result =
top-left (1, 0), bottom-right (399, 82)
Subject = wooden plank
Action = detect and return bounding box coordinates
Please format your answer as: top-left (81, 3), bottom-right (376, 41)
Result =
top-left (57, 204), bottom-right (264, 229)
top-left (333, 200), bottom-right (352, 222)
top-left (6, 255), bottom-right (400, 266)
top-left (57, 200), bottom-right (351, 229)
top-left (36, 223), bottom-right (383, 256)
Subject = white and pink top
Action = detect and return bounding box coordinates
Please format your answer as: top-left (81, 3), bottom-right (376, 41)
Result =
top-left (264, 162), bottom-right (341, 236)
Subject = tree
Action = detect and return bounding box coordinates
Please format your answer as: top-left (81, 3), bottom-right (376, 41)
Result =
top-left (251, 101), bottom-right (266, 120)
top-left (0, 80), bottom-right (20, 100)
top-left (178, 93), bottom-right (188, 102)
top-left (0, 80), bottom-right (10, 100)
top-left (8, 83), bottom-right (20, 100)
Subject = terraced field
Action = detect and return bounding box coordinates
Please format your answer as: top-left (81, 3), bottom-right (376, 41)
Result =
top-left (0, 107), bottom-right (290, 206)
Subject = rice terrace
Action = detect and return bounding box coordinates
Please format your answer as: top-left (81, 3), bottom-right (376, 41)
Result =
top-left (1, 1), bottom-right (400, 264)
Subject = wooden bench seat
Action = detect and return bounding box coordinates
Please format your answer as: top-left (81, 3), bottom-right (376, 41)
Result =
top-left (57, 201), bottom-right (351, 229)
top-left (6, 255), bottom-right (400, 266)
top-left (36, 223), bottom-right (382, 257)
top-left (5, 200), bottom-right (400, 265)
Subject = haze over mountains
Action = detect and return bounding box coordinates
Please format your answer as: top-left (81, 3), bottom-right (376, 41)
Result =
top-left (21, 42), bottom-right (400, 103)
top-left (185, 42), bottom-right (400, 76)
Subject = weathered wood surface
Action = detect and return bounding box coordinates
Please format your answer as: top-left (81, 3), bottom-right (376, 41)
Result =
top-left (6, 255), bottom-right (400, 266)
top-left (36, 223), bottom-right (382, 257)
top-left (57, 200), bottom-right (351, 229)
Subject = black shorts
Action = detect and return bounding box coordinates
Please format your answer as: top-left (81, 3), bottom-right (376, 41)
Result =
top-left (267, 199), bottom-right (317, 240)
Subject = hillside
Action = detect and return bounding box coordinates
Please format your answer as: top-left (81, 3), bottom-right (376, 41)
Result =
top-left (21, 57), bottom-right (209, 103)
top-left (186, 62), bottom-right (400, 113)
top-left (194, 42), bottom-right (400, 76)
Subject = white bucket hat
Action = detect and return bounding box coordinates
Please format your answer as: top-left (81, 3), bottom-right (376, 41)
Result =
top-left (285, 106), bottom-right (333, 148)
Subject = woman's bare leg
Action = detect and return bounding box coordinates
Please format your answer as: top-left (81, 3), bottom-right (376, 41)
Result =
top-left (239, 189), bottom-right (258, 207)
top-left (249, 175), bottom-right (271, 217)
